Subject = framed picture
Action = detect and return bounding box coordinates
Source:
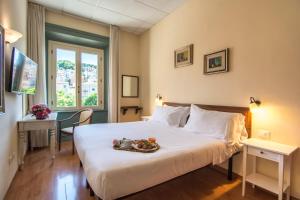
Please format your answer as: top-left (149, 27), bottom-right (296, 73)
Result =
top-left (0, 25), bottom-right (5, 114)
top-left (204, 48), bottom-right (229, 75)
top-left (174, 44), bottom-right (193, 68)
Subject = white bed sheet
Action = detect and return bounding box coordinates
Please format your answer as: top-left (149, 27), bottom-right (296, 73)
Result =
top-left (74, 121), bottom-right (236, 200)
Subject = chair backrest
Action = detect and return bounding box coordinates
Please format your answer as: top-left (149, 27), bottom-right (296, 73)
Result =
top-left (79, 108), bottom-right (93, 126)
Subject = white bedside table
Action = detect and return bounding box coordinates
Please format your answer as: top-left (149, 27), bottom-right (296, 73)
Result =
top-left (141, 116), bottom-right (151, 121)
top-left (242, 138), bottom-right (297, 200)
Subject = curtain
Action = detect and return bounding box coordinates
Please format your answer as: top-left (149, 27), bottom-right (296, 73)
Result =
top-left (108, 25), bottom-right (120, 122)
top-left (27, 3), bottom-right (48, 147)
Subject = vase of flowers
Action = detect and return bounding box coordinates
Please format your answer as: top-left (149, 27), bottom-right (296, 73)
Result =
top-left (31, 104), bottom-right (51, 120)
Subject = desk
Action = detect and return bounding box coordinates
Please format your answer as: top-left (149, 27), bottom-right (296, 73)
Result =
top-left (17, 113), bottom-right (57, 169)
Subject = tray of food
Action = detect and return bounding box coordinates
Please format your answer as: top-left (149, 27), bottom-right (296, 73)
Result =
top-left (113, 138), bottom-right (160, 153)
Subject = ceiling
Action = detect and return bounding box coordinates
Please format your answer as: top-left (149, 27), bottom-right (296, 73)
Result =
top-left (29, 0), bottom-right (187, 34)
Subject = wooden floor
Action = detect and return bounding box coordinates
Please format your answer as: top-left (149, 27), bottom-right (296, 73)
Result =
top-left (5, 141), bottom-right (284, 200)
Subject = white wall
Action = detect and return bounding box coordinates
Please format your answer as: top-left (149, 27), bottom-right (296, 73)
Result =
top-left (46, 10), bottom-right (109, 37)
top-left (0, 0), bottom-right (27, 199)
top-left (139, 0), bottom-right (300, 198)
top-left (119, 30), bottom-right (141, 122)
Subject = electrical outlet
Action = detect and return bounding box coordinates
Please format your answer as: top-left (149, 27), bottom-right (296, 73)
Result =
top-left (257, 129), bottom-right (271, 140)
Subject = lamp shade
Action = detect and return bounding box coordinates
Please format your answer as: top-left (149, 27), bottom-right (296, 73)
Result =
top-left (249, 102), bottom-right (258, 111)
top-left (249, 97), bottom-right (261, 112)
top-left (5, 28), bottom-right (22, 43)
top-left (155, 94), bottom-right (162, 106)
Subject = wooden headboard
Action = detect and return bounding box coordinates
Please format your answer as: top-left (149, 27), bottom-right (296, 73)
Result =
top-left (163, 102), bottom-right (252, 137)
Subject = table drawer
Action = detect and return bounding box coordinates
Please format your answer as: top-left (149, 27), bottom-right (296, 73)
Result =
top-left (248, 146), bottom-right (280, 162)
top-left (19, 121), bottom-right (55, 131)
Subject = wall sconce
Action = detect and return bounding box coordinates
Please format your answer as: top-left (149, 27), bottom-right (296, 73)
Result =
top-left (249, 97), bottom-right (261, 111)
top-left (155, 94), bottom-right (163, 106)
top-left (5, 28), bottom-right (23, 44)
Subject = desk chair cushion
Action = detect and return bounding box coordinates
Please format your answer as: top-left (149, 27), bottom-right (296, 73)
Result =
top-left (61, 127), bottom-right (73, 134)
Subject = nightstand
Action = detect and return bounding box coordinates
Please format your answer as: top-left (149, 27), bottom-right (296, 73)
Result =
top-left (141, 116), bottom-right (151, 121)
top-left (242, 138), bottom-right (297, 200)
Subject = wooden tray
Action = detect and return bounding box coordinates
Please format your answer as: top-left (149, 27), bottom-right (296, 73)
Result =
top-left (113, 141), bottom-right (160, 153)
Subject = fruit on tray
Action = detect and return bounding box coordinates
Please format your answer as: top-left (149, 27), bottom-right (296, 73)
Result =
top-left (135, 139), bottom-right (156, 149)
top-left (148, 137), bottom-right (156, 143)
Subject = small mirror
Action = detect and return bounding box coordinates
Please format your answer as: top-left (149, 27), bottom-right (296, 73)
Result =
top-left (122, 75), bottom-right (139, 98)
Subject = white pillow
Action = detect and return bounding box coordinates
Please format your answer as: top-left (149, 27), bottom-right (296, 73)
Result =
top-left (151, 106), bottom-right (184, 127)
top-left (165, 105), bottom-right (190, 127)
top-left (184, 104), bottom-right (247, 143)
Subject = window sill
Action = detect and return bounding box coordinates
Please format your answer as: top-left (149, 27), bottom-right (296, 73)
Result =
top-left (53, 109), bottom-right (108, 113)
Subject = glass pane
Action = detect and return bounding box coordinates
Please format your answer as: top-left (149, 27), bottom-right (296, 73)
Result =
top-left (56, 48), bottom-right (76, 107)
top-left (81, 52), bottom-right (98, 107)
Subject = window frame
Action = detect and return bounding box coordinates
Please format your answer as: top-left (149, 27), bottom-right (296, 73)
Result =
top-left (48, 40), bottom-right (104, 111)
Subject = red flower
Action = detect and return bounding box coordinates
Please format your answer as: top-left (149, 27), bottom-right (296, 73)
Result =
top-left (31, 104), bottom-right (51, 119)
top-left (45, 107), bottom-right (51, 114)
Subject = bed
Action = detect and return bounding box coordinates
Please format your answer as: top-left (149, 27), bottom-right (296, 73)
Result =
top-left (74, 102), bottom-right (251, 200)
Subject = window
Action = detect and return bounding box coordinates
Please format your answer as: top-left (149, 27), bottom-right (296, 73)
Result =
top-left (48, 41), bottom-right (104, 110)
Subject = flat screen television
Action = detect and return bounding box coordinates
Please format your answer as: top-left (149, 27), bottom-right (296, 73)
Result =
top-left (9, 47), bottom-right (38, 94)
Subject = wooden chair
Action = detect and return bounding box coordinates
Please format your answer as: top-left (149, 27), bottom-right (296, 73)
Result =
top-left (57, 108), bottom-right (93, 154)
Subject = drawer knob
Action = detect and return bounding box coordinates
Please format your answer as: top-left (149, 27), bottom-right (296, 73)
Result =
top-left (260, 151), bottom-right (264, 154)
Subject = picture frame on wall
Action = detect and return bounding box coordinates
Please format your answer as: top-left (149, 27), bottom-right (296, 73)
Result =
top-left (174, 44), bottom-right (193, 68)
top-left (0, 25), bottom-right (5, 114)
top-left (204, 48), bottom-right (229, 75)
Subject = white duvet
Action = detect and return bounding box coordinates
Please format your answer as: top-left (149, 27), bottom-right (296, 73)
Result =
top-left (74, 121), bottom-right (237, 200)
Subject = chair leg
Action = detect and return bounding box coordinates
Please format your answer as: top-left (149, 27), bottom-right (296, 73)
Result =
top-left (72, 135), bottom-right (75, 155)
